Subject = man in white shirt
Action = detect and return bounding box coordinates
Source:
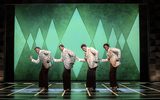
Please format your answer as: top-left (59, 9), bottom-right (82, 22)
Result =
top-left (30, 47), bottom-right (52, 92)
top-left (101, 43), bottom-right (121, 91)
top-left (53, 44), bottom-right (76, 92)
top-left (78, 44), bottom-right (99, 92)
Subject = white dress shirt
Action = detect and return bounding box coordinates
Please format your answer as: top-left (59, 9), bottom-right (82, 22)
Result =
top-left (31, 50), bottom-right (52, 69)
top-left (101, 48), bottom-right (121, 67)
top-left (79, 47), bottom-right (99, 69)
top-left (53, 48), bottom-right (76, 69)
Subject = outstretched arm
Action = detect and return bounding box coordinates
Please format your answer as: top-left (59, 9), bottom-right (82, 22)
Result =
top-left (76, 57), bottom-right (86, 62)
top-left (30, 55), bottom-right (40, 64)
top-left (53, 58), bottom-right (63, 62)
top-left (101, 58), bottom-right (109, 62)
top-left (52, 53), bottom-right (63, 62)
top-left (100, 53), bottom-right (109, 62)
top-left (78, 58), bottom-right (86, 62)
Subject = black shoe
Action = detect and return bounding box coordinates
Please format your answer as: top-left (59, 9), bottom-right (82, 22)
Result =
top-left (92, 89), bottom-right (96, 92)
top-left (88, 88), bottom-right (95, 92)
top-left (65, 89), bottom-right (71, 92)
top-left (44, 89), bottom-right (48, 92)
top-left (111, 86), bottom-right (118, 92)
top-left (38, 87), bottom-right (45, 92)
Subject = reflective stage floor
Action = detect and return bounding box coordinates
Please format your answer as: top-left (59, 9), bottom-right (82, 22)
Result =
top-left (0, 82), bottom-right (160, 100)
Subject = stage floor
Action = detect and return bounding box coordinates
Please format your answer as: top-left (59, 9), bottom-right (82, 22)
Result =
top-left (0, 82), bottom-right (160, 100)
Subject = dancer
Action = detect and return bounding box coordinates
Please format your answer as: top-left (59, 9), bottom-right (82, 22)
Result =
top-left (30, 47), bottom-right (52, 92)
top-left (78, 44), bottom-right (99, 92)
top-left (53, 44), bottom-right (76, 92)
top-left (101, 43), bottom-right (121, 91)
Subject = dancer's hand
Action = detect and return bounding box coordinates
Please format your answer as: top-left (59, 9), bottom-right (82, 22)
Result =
top-left (84, 58), bottom-right (87, 61)
top-left (75, 57), bottom-right (80, 61)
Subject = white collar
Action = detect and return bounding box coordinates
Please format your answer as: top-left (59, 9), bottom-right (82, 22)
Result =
top-left (107, 48), bottom-right (111, 52)
top-left (86, 47), bottom-right (90, 52)
top-left (63, 48), bottom-right (67, 52)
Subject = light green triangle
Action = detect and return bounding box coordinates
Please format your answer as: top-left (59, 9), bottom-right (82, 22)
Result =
top-left (27, 33), bottom-right (34, 50)
top-left (118, 33), bottom-right (125, 50)
top-left (35, 28), bottom-right (44, 48)
top-left (93, 20), bottom-right (107, 58)
top-left (61, 8), bottom-right (92, 78)
top-left (14, 16), bottom-right (26, 71)
top-left (127, 14), bottom-right (140, 71)
top-left (109, 28), bottom-right (117, 47)
top-left (46, 20), bottom-right (60, 57)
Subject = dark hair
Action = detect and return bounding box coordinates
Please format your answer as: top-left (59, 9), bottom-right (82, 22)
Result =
top-left (59, 44), bottom-right (64, 48)
top-left (34, 47), bottom-right (41, 50)
top-left (81, 44), bottom-right (87, 48)
top-left (103, 43), bottom-right (110, 48)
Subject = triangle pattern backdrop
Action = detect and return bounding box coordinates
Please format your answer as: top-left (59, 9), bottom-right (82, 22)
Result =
top-left (14, 4), bottom-right (139, 81)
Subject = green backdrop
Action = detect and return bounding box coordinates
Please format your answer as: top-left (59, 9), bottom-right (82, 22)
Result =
top-left (14, 4), bottom-right (139, 81)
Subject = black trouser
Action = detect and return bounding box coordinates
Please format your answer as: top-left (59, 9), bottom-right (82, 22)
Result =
top-left (63, 67), bottom-right (71, 90)
top-left (109, 64), bottom-right (118, 87)
top-left (86, 67), bottom-right (97, 89)
top-left (39, 64), bottom-right (49, 89)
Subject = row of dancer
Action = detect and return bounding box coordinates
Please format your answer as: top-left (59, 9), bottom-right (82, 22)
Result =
top-left (30, 43), bottom-right (121, 92)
